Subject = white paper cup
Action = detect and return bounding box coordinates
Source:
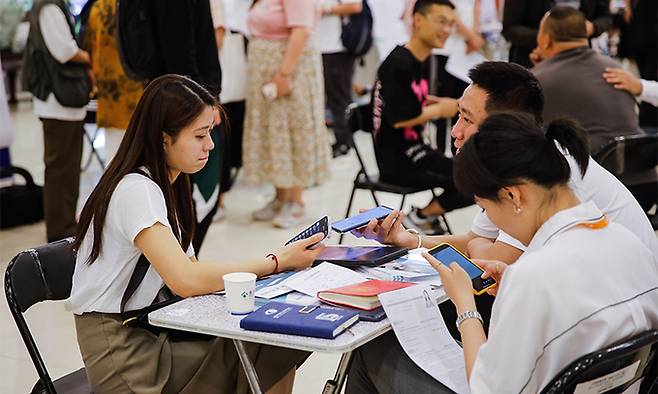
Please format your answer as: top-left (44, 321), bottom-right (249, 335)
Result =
top-left (223, 272), bottom-right (257, 315)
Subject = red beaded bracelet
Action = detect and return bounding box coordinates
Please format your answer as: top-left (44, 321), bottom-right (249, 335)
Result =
top-left (266, 253), bottom-right (279, 274)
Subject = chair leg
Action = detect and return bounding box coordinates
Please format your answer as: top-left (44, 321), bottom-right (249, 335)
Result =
top-left (339, 185), bottom-right (358, 245)
top-left (368, 188), bottom-right (380, 206)
top-left (441, 214), bottom-right (453, 235)
top-left (399, 194), bottom-right (407, 212)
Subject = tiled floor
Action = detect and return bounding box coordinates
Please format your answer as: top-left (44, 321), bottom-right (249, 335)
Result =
top-left (0, 101), bottom-right (480, 393)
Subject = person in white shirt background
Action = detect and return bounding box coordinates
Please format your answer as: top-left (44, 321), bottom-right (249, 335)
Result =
top-left (428, 112), bottom-right (658, 393)
top-left (23, 0), bottom-right (92, 242)
top-left (317, 0), bottom-right (363, 157)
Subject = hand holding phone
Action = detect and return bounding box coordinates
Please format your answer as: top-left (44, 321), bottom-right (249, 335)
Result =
top-left (285, 216), bottom-right (329, 249)
top-left (331, 206), bottom-right (394, 233)
top-left (424, 243), bottom-right (497, 296)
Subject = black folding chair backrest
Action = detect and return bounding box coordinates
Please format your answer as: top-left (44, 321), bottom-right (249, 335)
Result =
top-left (541, 330), bottom-right (658, 394)
top-left (4, 238), bottom-right (77, 393)
top-left (346, 102), bottom-right (376, 180)
top-left (593, 134), bottom-right (658, 183)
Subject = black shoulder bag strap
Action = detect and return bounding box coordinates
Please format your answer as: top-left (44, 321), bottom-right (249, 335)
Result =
top-left (118, 169), bottom-right (206, 339)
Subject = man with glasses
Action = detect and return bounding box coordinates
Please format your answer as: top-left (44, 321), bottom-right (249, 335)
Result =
top-left (372, 0), bottom-right (473, 236)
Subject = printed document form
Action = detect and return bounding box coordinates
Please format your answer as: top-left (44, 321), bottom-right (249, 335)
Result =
top-left (379, 285), bottom-right (470, 394)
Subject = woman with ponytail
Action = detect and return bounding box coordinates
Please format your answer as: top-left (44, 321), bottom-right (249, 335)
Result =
top-left (68, 75), bottom-right (320, 394)
top-left (426, 112), bottom-right (658, 393)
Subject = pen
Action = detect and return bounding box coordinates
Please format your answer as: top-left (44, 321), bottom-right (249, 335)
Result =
top-left (344, 327), bottom-right (355, 336)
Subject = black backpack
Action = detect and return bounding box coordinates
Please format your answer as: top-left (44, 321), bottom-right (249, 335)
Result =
top-left (340, 0), bottom-right (373, 57)
top-left (115, 0), bottom-right (160, 81)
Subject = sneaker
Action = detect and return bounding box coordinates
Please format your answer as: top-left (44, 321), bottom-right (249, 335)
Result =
top-left (272, 202), bottom-right (306, 228)
top-left (332, 143), bottom-right (351, 158)
top-left (252, 199), bottom-right (285, 221)
top-left (403, 207), bottom-right (446, 235)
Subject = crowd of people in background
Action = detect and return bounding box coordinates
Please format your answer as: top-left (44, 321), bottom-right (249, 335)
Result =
top-left (2, 0), bottom-right (654, 247)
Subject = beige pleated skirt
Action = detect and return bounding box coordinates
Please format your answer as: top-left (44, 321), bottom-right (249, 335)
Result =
top-left (243, 38), bottom-right (331, 189)
top-left (74, 312), bottom-right (310, 394)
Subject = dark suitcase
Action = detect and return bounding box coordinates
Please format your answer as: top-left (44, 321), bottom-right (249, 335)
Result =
top-left (0, 166), bottom-right (44, 229)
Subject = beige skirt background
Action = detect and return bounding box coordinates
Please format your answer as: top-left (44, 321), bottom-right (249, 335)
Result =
top-left (243, 38), bottom-right (331, 189)
top-left (75, 312), bottom-right (309, 394)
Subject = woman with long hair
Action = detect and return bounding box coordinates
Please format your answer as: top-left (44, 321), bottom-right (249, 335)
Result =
top-left (68, 75), bottom-right (323, 394)
top-left (427, 112), bottom-right (658, 393)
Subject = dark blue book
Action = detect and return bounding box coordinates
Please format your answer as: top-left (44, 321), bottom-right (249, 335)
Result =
top-left (240, 301), bottom-right (359, 339)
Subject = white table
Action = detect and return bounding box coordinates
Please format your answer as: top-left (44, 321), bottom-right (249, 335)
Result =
top-left (149, 287), bottom-right (447, 393)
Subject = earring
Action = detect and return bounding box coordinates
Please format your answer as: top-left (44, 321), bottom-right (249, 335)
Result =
top-left (515, 206), bottom-right (522, 214)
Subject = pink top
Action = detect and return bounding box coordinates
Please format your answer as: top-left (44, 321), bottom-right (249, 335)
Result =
top-left (248, 0), bottom-right (317, 40)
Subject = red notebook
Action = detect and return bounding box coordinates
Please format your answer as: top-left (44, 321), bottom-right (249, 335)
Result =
top-left (317, 280), bottom-right (416, 311)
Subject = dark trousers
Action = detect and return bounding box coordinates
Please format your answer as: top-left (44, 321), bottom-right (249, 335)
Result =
top-left (381, 150), bottom-right (473, 212)
top-left (322, 52), bottom-right (356, 147)
top-left (41, 118), bottom-right (84, 242)
top-left (346, 331), bottom-right (455, 394)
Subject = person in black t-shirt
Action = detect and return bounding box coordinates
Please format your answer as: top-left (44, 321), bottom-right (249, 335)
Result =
top-left (372, 0), bottom-right (472, 234)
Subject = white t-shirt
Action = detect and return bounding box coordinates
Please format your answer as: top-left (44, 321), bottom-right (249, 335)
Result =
top-left (471, 145), bottom-right (658, 257)
top-left (67, 173), bottom-right (195, 315)
top-left (370, 0), bottom-right (408, 61)
top-left (32, 4), bottom-right (86, 121)
top-left (470, 202), bottom-right (658, 393)
top-left (316, 0), bottom-right (362, 54)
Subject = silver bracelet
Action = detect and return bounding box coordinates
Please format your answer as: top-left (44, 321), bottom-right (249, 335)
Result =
top-left (456, 310), bottom-right (483, 331)
top-left (406, 228), bottom-right (422, 249)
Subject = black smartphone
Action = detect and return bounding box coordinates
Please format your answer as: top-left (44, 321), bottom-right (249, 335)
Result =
top-left (285, 216), bottom-right (329, 249)
top-left (331, 206), bottom-right (394, 233)
top-left (427, 243), bottom-right (497, 295)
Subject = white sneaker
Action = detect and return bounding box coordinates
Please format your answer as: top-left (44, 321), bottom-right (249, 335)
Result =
top-left (272, 202), bottom-right (306, 229)
top-left (252, 199), bottom-right (285, 221)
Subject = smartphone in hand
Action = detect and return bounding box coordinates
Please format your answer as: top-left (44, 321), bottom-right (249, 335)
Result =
top-left (427, 243), bottom-right (497, 295)
top-left (331, 206), bottom-right (394, 233)
top-left (285, 216), bottom-right (329, 249)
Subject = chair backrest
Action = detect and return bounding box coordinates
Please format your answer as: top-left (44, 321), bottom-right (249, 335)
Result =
top-left (541, 330), bottom-right (658, 394)
top-left (593, 134), bottom-right (658, 181)
top-left (4, 238), bottom-right (77, 394)
top-left (345, 101), bottom-right (375, 177)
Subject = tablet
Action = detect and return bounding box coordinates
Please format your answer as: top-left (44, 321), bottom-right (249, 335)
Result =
top-left (313, 246), bottom-right (408, 268)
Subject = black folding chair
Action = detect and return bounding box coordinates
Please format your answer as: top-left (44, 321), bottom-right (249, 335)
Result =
top-left (593, 134), bottom-right (658, 229)
top-left (338, 102), bottom-right (452, 244)
top-left (4, 238), bottom-right (92, 394)
top-left (541, 330), bottom-right (658, 394)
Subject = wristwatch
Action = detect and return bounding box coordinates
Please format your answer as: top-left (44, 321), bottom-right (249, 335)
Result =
top-left (456, 310), bottom-right (483, 331)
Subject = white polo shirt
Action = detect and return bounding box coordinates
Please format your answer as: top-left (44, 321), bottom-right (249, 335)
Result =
top-left (470, 201), bottom-right (658, 393)
top-left (471, 145), bottom-right (658, 257)
top-left (316, 0), bottom-right (362, 54)
top-left (67, 172), bottom-right (194, 315)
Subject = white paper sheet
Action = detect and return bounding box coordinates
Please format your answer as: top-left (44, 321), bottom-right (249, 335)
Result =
top-left (284, 262), bottom-right (366, 297)
top-left (379, 285), bottom-right (470, 394)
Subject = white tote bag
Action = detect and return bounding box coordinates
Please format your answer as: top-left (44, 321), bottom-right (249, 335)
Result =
top-left (219, 31), bottom-right (247, 103)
